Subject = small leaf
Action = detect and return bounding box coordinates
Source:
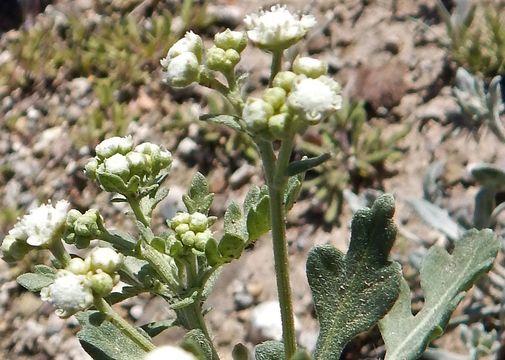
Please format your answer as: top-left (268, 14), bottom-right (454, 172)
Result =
top-left (469, 163), bottom-right (505, 188)
top-left (76, 311), bottom-right (147, 360)
top-left (141, 319), bottom-right (177, 338)
top-left (232, 343), bottom-right (249, 360)
top-left (307, 194), bottom-right (402, 359)
top-left (379, 229), bottom-right (500, 360)
top-left (286, 153), bottom-right (331, 176)
top-left (17, 267), bottom-right (56, 292)
top-left (473, 187), bottom-right (496, 229)
top-left (183, 172), bottom-right (214, 215)
top-left (254, 341), bottom-right (285, 360)
top-left (407, 197), bottom-right (464, 241)
top-left (181, 329), bottom-right (213, 360)
top-left (200, 114), bottom-right (243, 131)
top-left (218, 234), bottom-right (245, 262)
top-left (244, 186), bottom-right (270, 242)
top-left (285, 174), bottom-right (303, 211)
top-left (224, 202), bottom-right (248, 240)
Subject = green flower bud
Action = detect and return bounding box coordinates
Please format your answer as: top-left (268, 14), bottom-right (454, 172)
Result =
top-left (214, 29), bottom-right (247, 52)
top-left (194, 229), bottom-right (212, 251)
top-left (161, 53), bottom-right (201, 88)
top-left (189, 212), bottom-right (208, 233)
top-left (181, 231), bottom-right (196, 247)
top-left (95, 136), bottom-right (133, 159)
top-left (67, 257), bottom-right (90, 275)
top-left (243, 97), bottom-right (274, 132)
top-left (268, 113), bottom-right (290, 139)
top-left (170, 212), bottom-right (191, 229)
top-left (84, 158), bottom-right (98, 180)
top-left (103, 154), bottom-right (130, 180)
top-left (262, 87), bottom-right (286, 110)
top-left (164, 31), bottom-right (203, 62)
top-left (0, 235), bottom-right (31, 262)
top-left (292, 56), bottom-right (328, 78)
top-left (126, 151), bottom-right (148, 177)
top-left (175, 223), bottom-right (190, 235)
top-left (90, 272), bottom-right (114, 296)
top-left (272, 71), bottom-right (297, 92)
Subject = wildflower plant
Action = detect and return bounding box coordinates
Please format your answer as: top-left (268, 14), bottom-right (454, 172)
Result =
top-left (1, 5), bottom-right (501, 360)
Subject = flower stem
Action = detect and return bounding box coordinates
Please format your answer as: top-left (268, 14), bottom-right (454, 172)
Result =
top-left (127, 196), bottom-right (150, 227)
top-left (94, 297), bottom-right (155, 352)
top-left (269, 50), bottom-right (283, 86)
top-left (49, 239), bottom-right (70, 268)
top-left (257, 139), bottom-right (297, 358)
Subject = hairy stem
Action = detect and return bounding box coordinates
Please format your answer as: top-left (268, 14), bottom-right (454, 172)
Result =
top-left (49, 239), bottom-right (71, 268)
top-left (258, 139), bottom-right (297, 358)
top-left (94, 297), bottom-right (155, 352)
top-left (269, 50), bottom-right (284, 86)
top-left (127, 196), bottom-right (150, 227)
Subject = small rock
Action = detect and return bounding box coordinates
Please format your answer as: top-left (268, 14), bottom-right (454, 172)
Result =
top-left (176, 137), bottom-right (198, 159)
top-left (69, 77), bottom-right (92, 99)
top-left (229, 163), bottom-right (255, 189)
top-left (250, 301), bottom-right (300, 343)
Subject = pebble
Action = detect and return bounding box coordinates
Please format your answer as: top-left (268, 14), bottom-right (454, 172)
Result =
top-left (250, 301), bottom-right (300, 343)
top-left (69, 77), bottom-right (92, 99)
top-left (229, 163), bottom-right (255, 189)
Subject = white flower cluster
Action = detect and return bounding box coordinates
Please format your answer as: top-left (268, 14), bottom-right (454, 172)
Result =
top-left (168, 212), bottom-right (214, 253)
top-left (1, 200), bottom-right (69, 261)
top-left (242, 56), bottom-right (342, 137)
top-left (85, 136), bottom-right (172, 194)
top-left (41, 247), bottom-right (123, 318)
top-left (244, 5), bottom-right (316, 51)
top-left (144, 345), bottom-right (196, 360)
top-left (160, 32), bottom-right (203, 88)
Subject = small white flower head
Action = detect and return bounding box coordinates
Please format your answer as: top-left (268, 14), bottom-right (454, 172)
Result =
top-left (95, 136), bottom-right (133, 159)
top-left (287, 76), bottom-right (342, 123)
top-left (0, 235), bottom-right (31, 261)
top-left (243, 97), bottom-right (274, 132)
top-left (90, 247), bottom-right (123, 274)
top-left (293, 56), bottom-right (328, 78)
top-left (126, 151), bottom-right (148, 176)
top-left (161, 52), bottom-right (201, 88)
top-left (244, 5), bottom-right (316, 51)
top-left (103, 153), bottom-right (130, 180)
top-left (66, 257), bottom-right (90, 275)
top-left (41, 270), bottom-right (94, 318)
top-left (164, 31), bottom-right (203, 62)
top-left (214, 29), bottom-right (247, 53)
top-left (12, 200), bottom-right (70, 248)
top-left (144, 346), bottom-right (197, 360)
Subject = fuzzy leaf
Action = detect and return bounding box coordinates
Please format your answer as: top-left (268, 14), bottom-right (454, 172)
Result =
top-left (407, 197), bottom-right (464, 241)
top-left (307, 194), bottom-right (402, 359)
top-left (140, 319), bottom-right (177, 338)
top-left (17, 265), bottom-right (56, 292)
top-left (469, 163), bottom-right (505, 188)
top-left (244, 186), bottom-right (270, 242)
top-left (232, 343), bottom-right (249, 360)
top-left (77, 311), bottom-right (147, 360)
top-left (254, 341), bottom-right (285, 360)
top-left (473, 187), bottom-right (496, 229)
top-left (379, 229), bottom-right (499, 360)
top-left (183, 172), bottom-right (214, 215)
top-left (181, 329), bottom-right (213, 360)
top-left (285, 174), bottom-right (303, 211)
top-left (200, 114), bottom-right (243, 131)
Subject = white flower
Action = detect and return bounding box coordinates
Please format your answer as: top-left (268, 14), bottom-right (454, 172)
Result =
top-left (90, 247), bottom-right (123, 274)
top-left (95, 136), bottom-right (133, 159)
top-left (161, 52), bottom-right (200, 88)
top-left (11, 200), bottom-right (70, 247)
top-left (164, 31), bottom-right (203, 62)
top-left (244, 5), bottom-right (316, 50)
top-left (242, 97), bottom-right (274, 132)
top-left (144, 346), bottom-right (197, 360)
top-left (41, 270), bottom-right (94, 318)
top-left (287, 76), bottom-right (342, 123)
top-left (189, 212), bottom-right (208, 232)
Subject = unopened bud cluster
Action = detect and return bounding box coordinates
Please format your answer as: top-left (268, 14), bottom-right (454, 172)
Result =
top-left (1, 200), bottom-right (69, 262)
top-left (63, 209), bottom-right (103, 249)
top-left (243, 56), bottom-right (341, 138)
top-left (41, 247), bottom-right (123, 317)
top-left (85, 136), bottom-right (172, 195)
top-left (167, 212), bottom-right (215, 255)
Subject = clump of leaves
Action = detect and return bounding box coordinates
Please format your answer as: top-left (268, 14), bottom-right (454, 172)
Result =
top-left (300, 100), bottom-right (410, 225)
top-left (437, 0), bottom-right (505, 78)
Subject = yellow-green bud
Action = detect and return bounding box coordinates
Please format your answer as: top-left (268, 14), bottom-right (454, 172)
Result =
top-left (90, 272), bottom-right (114, 296)
top-left (103, 154), bottom-right (130, 180)
top-left (126, 151), bottom-right (148, 176)
top-left (292, 56), bottom-right (328, 78)
top-left (67, 257), bottom-right (90, 275)
top-left (84, 158), bottom-right (98, 180)
top-left (206, 47), bottom-right (240, 72)
top-left (262, 87), bottom-right (286, 110)
top-left (0, 235), bottom-right (31, 262)
top-left (165, 31), bottom-right (203, 62)
top-left (175, 223), bottom-right (190, 235)
top-left (194, 230), bottom-right (212, 251)
top-left (161, 53), bottom-right (201, 88)
top-left (214, 29), bottom-right (247, 52)
top-left (268, 113), bottom-right (289, 139)
top-left (181, 231), bottom-right (196, 247)
top-left (243, 98), bottom-right (274, 132)
top-left (171, 213), bottom-right (191, 228)
top-left (189, 212), bottom-right (208, 233)
top-left (272, 71), bottom-right (297, 92)
top-left (90, 247), bottom-right (123, 274)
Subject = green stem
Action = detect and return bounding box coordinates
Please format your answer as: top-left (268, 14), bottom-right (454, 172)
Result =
top-left (49, 239), bottom-right (71, 268)
top-left (258, 139), bottom-right (297, 358)
top-left (269, 50), bottom-right (284, 86)
top-left (94, 297), bottom-right (155, 352)
top-left (127, 196), bottom-right (150, 227)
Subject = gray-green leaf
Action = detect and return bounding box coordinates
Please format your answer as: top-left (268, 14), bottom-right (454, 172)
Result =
top-left (254, 341), bottom-right (285, 360)
top-left (77, 311), bottom-right (147, 360)
top-left (307, 194), bottom-right (402, 359)
top-left (200, 114), bottom-right (243, 131)
top-left (17, 265), bottom-right (56, 292)
top-left (379, 229), bottom-right (499, 360)
top-left (183, 172), bottom-right (214, 215)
